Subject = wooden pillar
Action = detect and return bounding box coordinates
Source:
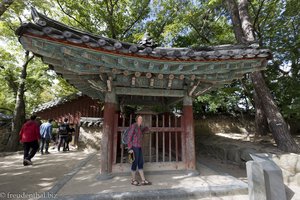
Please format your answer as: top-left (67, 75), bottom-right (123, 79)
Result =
top-left (183, 95), bottom-right (198, 174)
top-left (98, 90), bottom-right (117, 180)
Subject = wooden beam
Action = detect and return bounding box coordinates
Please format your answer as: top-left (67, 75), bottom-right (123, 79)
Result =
top-left (119, 96), bottom-right (166, 106)
top-left (162, 64), bottom-right (169, 71)
top-left (115, 87), bottom-right (185, 97)
top-left (88, 80), bottom-right (107, 91)
top-left (42, 57), bottom-right (63, 66)
top-left (158, 74), bottom-right (164, 80)
top-left (117, 58), bottom-right (130, 69)
top-left (150, 78), bottom-right (154, 87)
top-left (135, 71), bottom-right (141, 77)
top-left (146, 72), bottom-right (152, 78)
top-left (102, 55), bottom-right (117, 66)
top-left (168, 79), bottom-right (172, 89)
top-left (191, 74), bottom-right (196, 81)
top-left (166, 97), bottom-right (183, 107)
top-left (123, 70), bottom-right (130, 76)
top-left (134, 60), bottom-right (139, 68)
top-left (194, 86), bottom-right (213, 96)
top-left (112, 68), bottom-right (121, 74)
top-left (131, 77), bottom-right (136, 86)
top-left (189, 80), bottom-right (200, 96)
top-left (167, 74), bottom-right (175, 89)
top-left (149, 63), bottom-right (155, 70)
top-left (81, 52), bottom-right (102, 62)
top-left (107, 77), bottom-right (112, 92)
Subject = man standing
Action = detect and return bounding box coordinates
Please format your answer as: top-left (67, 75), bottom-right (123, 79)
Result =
top-left (40, 119), bottom-right (53, 155)
top-left (19, 115), bottom-right (40, 166)
top-left (65, 123), bottom-right (75, 151)
top-left (58, 118), bottom-right (70, 152)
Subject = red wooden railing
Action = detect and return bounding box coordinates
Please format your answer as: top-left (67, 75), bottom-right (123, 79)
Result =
top-left (113, 113), bottom-right (183, 165)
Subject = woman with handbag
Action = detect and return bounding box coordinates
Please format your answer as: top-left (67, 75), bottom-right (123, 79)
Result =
top-left (127, 115), bottom-right (152, 186)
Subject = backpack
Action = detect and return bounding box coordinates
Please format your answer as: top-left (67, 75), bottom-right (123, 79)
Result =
top-left (121, 124), bottom-right (137, 146)
top-left (59, 124), bottom-right (68, 135)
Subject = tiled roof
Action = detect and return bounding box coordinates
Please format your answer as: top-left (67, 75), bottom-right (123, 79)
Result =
top-left (15, 8), bottom-right (271, 61)
top-left (80, 117), bottom-right (103, 127)
top-left (15, 7), bottom-right (272, 103)
top-left (34, 92), bottom-right (82, 113)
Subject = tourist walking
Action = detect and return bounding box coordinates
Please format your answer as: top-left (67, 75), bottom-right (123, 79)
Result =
top-left (58, 118), bottom-right (70, 152)
top-left (40, 119), bottom-right (53, 154)
top-left (65, 123), bottom-right (75, 151)
top-left (19, 115), bottom-right (40, 166)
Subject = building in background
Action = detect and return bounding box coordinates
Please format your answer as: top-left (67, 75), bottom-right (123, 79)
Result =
top-left (34, 93), bottom-right (103, 147)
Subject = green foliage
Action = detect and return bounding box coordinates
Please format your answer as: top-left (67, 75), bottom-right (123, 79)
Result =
top-left (0, 0), bottom-right (299, 120)
top-left (248, 0), bottom-right (300, 119)
top-left (54, 0), bottom-right (151, 41)
top-left (0, 0), bottom-right (77, 116)
top-left (193, 83), bottom-right (250, 117)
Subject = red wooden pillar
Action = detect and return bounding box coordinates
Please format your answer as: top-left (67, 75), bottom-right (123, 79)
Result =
top-left (183, 95), bottom-right (197, 173)
top-left (99, 90), bottom-right (117, 180)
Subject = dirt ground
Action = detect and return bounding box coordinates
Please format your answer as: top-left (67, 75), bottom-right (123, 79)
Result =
top-left (197, 131), bottom-right (300, 180)
top-left (198, 153), bottom-right (247, 181)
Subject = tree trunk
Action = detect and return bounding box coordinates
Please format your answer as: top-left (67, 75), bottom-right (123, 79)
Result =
top-left (223, 0), bottom-right (245, 44)
top-left (225, 0), bottom-right (299, 152)
top-left (253, 90), bottom-right (269, 136)
top-left (240, 78), bottom-right (269, 135)
top-left (6, 51), bottom-right (34, 151)
top-left (251, 71), bottom-right (299, 152)
top-left (0, 0), bottom-right (14, 17)
top-left (225, 0), bottom-right (269, 136)
top-left (238, 0), bottom-right (256, 42)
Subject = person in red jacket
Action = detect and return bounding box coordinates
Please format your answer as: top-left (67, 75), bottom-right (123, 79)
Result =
top-left (19, 115), bottom-right (40, 166)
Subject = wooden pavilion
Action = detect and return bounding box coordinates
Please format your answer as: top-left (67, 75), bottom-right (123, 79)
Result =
top-left (16, 8), bottom-right (271, 179)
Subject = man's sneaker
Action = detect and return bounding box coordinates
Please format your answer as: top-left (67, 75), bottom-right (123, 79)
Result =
top-left (45, 151), bottom-right (50, 154)
top-left (24, 159), bottom-right (32, 165)
top-left (41, 151), bottom-right (44, 155)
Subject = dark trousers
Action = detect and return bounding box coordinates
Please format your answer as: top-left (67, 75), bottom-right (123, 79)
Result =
top-left (40, 138), bottom-right (50, 152)
top-left (58, 135), bottom-right (67, 151)
top-left (65, 135), bottom-right (72, 151)
top-left (131, 147), bottom-right (144, 171)
top-left (23, 140), bottom-right (39, 161)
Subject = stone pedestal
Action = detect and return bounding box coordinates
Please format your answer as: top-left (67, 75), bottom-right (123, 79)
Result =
top-left (246, 153), bottom-right (288, 200)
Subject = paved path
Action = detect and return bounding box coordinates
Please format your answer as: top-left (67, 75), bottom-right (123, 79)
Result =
top-left (52, 154), bottom-right (248, 199)
top-left (0, 148), bottom-right (93, 200)
top-left (1, 149), bottom-right (298, 200)
top-left (0, 149), bottom-right (248, 200)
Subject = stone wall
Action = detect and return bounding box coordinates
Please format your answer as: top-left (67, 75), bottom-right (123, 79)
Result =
top-left (194, 115), bottom-right (256, 136)
top-left (272, 153), bottom-right (300, 186)
top-left (0, 125), bottom-right (11, 152)
top-left (194, 114), bottom-right (300, 136)
top-left (194, 115), bottom-right (300, 186)
top-left (78, 126), bottom-right (102, 151)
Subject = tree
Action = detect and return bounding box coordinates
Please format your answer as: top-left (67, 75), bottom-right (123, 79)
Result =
top-left (0, 1), bottom-right (77, 151)
top-left (55, 0), bottom-right (151, 41)
top-left (224, 0), bottom-right (299, 152)
top-left (249, 0), bottom-right (300, 120)
top-left (6, 51), bottom-right (34, 151)
top-left (0, 0), bottom-right (14, 17)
